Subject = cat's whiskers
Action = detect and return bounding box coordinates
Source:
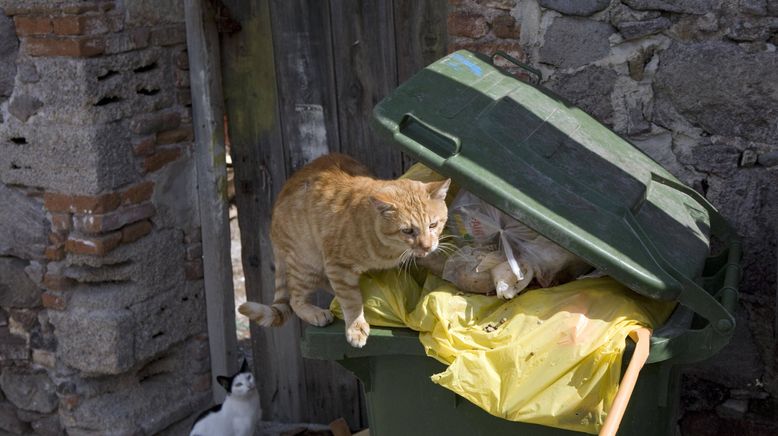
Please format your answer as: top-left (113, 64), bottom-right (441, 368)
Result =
top-left (395, 248), bottom-right (412, 280)
top-left (435, 241), bottom-right (460, 257)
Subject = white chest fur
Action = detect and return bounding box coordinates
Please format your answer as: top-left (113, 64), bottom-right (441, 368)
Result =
top-left (190, 392), bottom-right (260, 436)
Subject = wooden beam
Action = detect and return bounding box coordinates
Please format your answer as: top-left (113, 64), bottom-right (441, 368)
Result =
top-left (219, 0), bottom-right (307, 421)
top-left (184, 0), bottom-right (238, 403)
top-left (394, 0), bottom-right (449, 171)
top-left (329, 0), bottom-right (404, 179)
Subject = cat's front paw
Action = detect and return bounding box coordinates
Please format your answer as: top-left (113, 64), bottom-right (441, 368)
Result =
top-left (345, 317), bottom-right (370, 348)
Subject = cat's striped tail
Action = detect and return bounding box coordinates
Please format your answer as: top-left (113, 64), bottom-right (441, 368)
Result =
top-left (237, 259), bottom-right (292, 327)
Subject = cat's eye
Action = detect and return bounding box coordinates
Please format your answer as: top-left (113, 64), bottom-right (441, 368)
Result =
top-left (235, 383), bottom-right (243, 387)
top-left (429, 222), bottom-right (438, 229)
top-left (401, 228), bottom-right (415, 235)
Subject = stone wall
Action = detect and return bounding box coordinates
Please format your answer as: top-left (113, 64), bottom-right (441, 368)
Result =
top-left (0, 1), bottom-right (211, 434)
top-left (448, 0), bottom-right (778, 433)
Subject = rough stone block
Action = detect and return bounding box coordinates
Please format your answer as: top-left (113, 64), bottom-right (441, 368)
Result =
top-left (0, 10), bottom-right (19, 100)
top-left (150, 24), bottom-right (188, 47)
top-left (8, 309), bottom-right (37, 338)
top-left (51, 15), bottom-right (113, 36)
top-left (121, 219), bottom-right (153, 243)
top-left (65, 232), bottom-right (123, 256)
top-left (654, 41), bottom-right (778, 143)
top-left (130, 281), bottom-right (205, 362)
top-left (185, 243), bottom-right (202, 261)
top-left (152, 159), bottom-right (200, 233)
top-left (1, 120), bottom-right (138, 195)
top-left (769, 0), bottom-right (778, 15)
top-left (42, 272), bottom-right (75, 291)
top-left (0, 257), bottom-right (43, 308)
top-left (0, 185), bottom-right (48, 260)
top-left (156, 126), bottom-right (193, 145)
top-left (144, 146), bottom-right (183, 173)
top-left (740, 149), bottom-right (759, 167)
top-left (72, 202), bottom-right (155, 234)
top-left (538, 0), bottom-right (609, 16)
top-left (24, 36), bottom-right (105, 58)
top-left (132, 136), bottom-right (156, 156)
top-left (0, 401), bottom-right (30, 434)
top-left (48, 308), bottom-right (135, 374)
top-left (173, 67), bottom-right (190, 89)
top-left (545, 66), bottom-right (617, 125)
top-left (0, 369), bottom-right (57, 414)
top-left (184, 258), bottom-right (204, 280)
top-left (13, 16), bottom-right (52, 36)
top-left (492, 14), bottom-right (520, 38)
top-left (32, 349), bottom-right (56, 369)
top-left (476, 0), bottom-right (516, 10)
top-left (191, 373), bottom-right (211, 392)
top-left (130, 111), bottom-right (181, 135)
top-left (616, 16), bottom-right (672, 40)
top-left (447, 11), bottom-right (489, 39)
top-left (70, 192), bottom-right (122, 214)
top-left (121, 181), bottom-right (155, 205)
top-left (62, 230), bottom-right (186, 311)
top-left (0, 328), bottom-right (29, 361)
top-left (44, 245), bottom-right (65, 261)
top-left (725, 16), bottom-right (772, 42)
top-left (125, 0), bottom-right (185, 26)
top-left (757, 150), bottom-right (778, 167)
top-left (175, 49), bottom-right (189, 70)
top-left (538, 17), bottom-right (613, 68)
top-left (8, 94), bottom-right (44, 122)
top-left (30, 413), bottom-right (63, 436)
top-left (41, 292), bottom-right (66, 310)
top-left (103, 31), bottom-right (150, 54)
top-left (622, 0), bottom-right (713, 14)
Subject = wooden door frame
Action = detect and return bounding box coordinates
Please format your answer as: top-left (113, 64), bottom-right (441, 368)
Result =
top-left (184, 0), bottom-right (239, 403)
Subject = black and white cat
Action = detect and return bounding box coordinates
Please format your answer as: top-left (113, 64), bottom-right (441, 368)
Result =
top-left (190, 359), bottom-right (261, 436)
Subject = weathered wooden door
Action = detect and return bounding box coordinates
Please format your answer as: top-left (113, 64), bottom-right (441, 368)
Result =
top-left (219, 0), bottom-right (447, 427)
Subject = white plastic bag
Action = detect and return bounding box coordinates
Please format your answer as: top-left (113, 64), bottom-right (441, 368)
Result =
top-left (447, 190), bottom-right (590, 297)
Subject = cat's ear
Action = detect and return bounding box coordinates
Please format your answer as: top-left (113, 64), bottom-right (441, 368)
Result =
top-left (239, 358), bottom-right (249, 374)
top-left (426, 179), bottom-right (451, 201)
top-left (217, 376), bottom-right (232, 393)
top-left (369, 195), bottom-right (396, 215)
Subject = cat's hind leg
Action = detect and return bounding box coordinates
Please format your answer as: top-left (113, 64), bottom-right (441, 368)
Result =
top-left (287, 264), bottom-right (334, 327)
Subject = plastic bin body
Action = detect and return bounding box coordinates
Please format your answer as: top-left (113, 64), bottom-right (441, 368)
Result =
top-left (300, 50), bottom-right (741, 435)
top-left (303, 323), bottom-right (680, 436)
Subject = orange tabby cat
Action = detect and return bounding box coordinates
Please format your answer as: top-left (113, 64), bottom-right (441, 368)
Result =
top-left (238, 154), bottom-right (450, 347)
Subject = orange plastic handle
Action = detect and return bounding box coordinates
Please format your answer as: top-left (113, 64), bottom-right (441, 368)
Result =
top-left (599, 327), bottom-right (652, 436)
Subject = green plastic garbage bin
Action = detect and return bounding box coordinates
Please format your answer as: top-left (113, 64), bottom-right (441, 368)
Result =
top-left (301, 50), bottom-right (741, 435)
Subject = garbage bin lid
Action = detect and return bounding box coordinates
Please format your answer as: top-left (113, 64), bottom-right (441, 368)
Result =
top-left (372, 50), bottom-right (716, 302)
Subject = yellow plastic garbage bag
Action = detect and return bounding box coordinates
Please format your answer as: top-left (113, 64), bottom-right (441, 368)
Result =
top-left (331, 270), bottom-right (674, 434)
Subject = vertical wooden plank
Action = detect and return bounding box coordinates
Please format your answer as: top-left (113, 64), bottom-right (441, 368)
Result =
top-left (219, 0), bottom-right (307, 422)
top-left (184, 0), bottom-right (238, 403)
top-left (271, 0), bottom-right (341, 170)
top-left (393, 0), bottom-right (448, 83)
top-left (329, 0), bottom-right (405, 179)
top-left (393, 0), bottom-right (449, 171)
top-left (269, 0), bottom-right (365, 427)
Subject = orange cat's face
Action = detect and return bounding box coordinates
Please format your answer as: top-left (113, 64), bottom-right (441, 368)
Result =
top-left (370, 179), bottom-right (451, 258)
